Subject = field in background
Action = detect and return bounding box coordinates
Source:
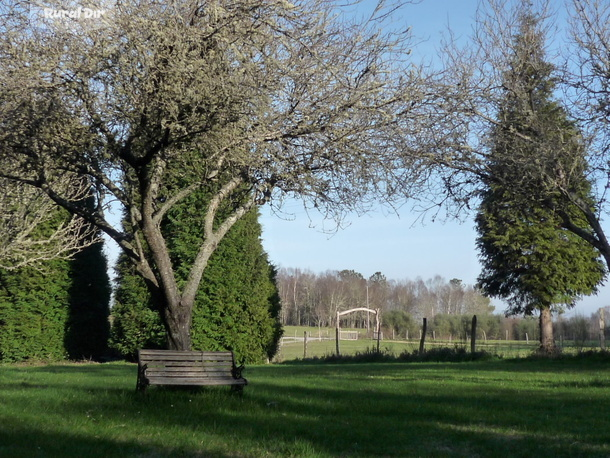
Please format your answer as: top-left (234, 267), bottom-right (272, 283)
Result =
top-left (276, 326), bottom-right (603, 361)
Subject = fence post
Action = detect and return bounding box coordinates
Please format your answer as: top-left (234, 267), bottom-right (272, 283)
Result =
top-left (336, 312), bottom-right (340, 356)
top-left (600, 308), bottom-right (606, 350)
top-left (304, 331), bottom-right (308, 359)
top-left (376, 308), bottom-right (381, 353)
top-left (419, 318), bottom-right (427, 355)
top-left (335, 327), bottom-right (340, 356)
top-left (471, 315), bottom-right (477, 354)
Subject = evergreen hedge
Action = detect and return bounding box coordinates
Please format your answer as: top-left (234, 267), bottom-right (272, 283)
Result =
top-left (0, 206), bottom-right (111, 362)
top-left (0, 260), bottom-right (71, 361)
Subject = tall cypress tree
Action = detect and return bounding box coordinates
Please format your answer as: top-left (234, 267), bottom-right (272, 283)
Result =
top-left (64, 219), bottom-right (112, 360)
top-left (475, 8), bottom-right (605, 353)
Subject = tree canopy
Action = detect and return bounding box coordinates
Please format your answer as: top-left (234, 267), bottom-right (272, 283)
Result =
top-left (0, 0), bottom-right (429, 349)
top-left (0, 179), bottom-right (97, 269)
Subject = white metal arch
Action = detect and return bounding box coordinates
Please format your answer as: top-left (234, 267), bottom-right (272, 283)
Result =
top-left (335, 307), bottom-right (381, 355)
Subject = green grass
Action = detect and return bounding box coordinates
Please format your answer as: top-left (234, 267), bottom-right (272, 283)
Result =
top-left (1, 356), bottom-right (610, 457)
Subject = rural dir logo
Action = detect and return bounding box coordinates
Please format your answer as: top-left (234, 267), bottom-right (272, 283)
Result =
top-left (43, 6), bottom-right (106, 19)
top-left (28, 1), bottom-right (114, 29)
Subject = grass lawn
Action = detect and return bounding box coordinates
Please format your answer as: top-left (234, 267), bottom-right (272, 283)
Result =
top-left (1, 356), bottom-right (610, 457)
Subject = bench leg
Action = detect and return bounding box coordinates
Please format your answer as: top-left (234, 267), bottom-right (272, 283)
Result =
top-left (231, 384), bottom-right (244, 394)
top-left (136, 365), bottom-right (149, 393)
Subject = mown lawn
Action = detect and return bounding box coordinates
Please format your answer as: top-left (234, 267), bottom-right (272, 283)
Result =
top-left (1, 356), bottom-right (609, 457)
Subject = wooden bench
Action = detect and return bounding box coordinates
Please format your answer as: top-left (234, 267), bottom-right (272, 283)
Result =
top-left (136, 349), bottom-right (247, 393)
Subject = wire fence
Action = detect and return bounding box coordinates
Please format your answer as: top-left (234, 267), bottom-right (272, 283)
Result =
top-left (274, 326), bottom-right (606, 362)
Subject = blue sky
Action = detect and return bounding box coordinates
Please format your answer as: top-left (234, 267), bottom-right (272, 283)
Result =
top-left (259, 0), bottom-right (610, 317)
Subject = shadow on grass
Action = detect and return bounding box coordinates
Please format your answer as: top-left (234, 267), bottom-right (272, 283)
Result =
top-left (0, 428), bottom-right (238, 458)
top-left (1, 360), bottom-right (610, 456)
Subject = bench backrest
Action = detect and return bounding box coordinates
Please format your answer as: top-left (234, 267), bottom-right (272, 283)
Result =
top-left (138, 349), bottom-right (238, 382)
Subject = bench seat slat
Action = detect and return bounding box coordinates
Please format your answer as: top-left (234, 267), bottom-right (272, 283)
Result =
top-left (140, 355), bottom-right (234, 362)
top-left (147, 377), bottom-right (247, 386)
top-left (139, 350), bottom-right (232, 355)
top-left (136, 349), bottom-right (247, 392)
top-left (146, 371), bottom-right (234, 378)
top-left (145, 366), bottom-right (233, 372)
top-left (140, 357), bottom-right (233, 364)
top-left (147, 375), bottom-right (232, 380)
top-left (144, 361), bottom-right (233, 368)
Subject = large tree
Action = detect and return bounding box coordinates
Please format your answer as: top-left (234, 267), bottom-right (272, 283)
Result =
top-left (475, 9), bottom-right (605, 353)
top-left (419, 0), bottom-right (610, 275)
top-left (111, 204), bottom-right (281, 364)
top-left (0, 1), bottom-right (429, 350)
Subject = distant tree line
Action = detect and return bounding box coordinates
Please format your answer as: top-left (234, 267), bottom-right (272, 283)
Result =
top-left (277, 268), bottom-right (494, 328)
top-left (277, 268), bottom-right (609, 346)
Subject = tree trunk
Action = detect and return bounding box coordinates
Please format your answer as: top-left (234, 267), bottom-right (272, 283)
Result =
top-left (136, 264), bottom-right (192, 350)
top-left (539, 307), bottom-right (556, 354)
top-left (140, 193), bottom-right (247, 352)
top-left (165, 298), bottom-right (193, 350)
top-left (138, 271), bottom-right (193, 351)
